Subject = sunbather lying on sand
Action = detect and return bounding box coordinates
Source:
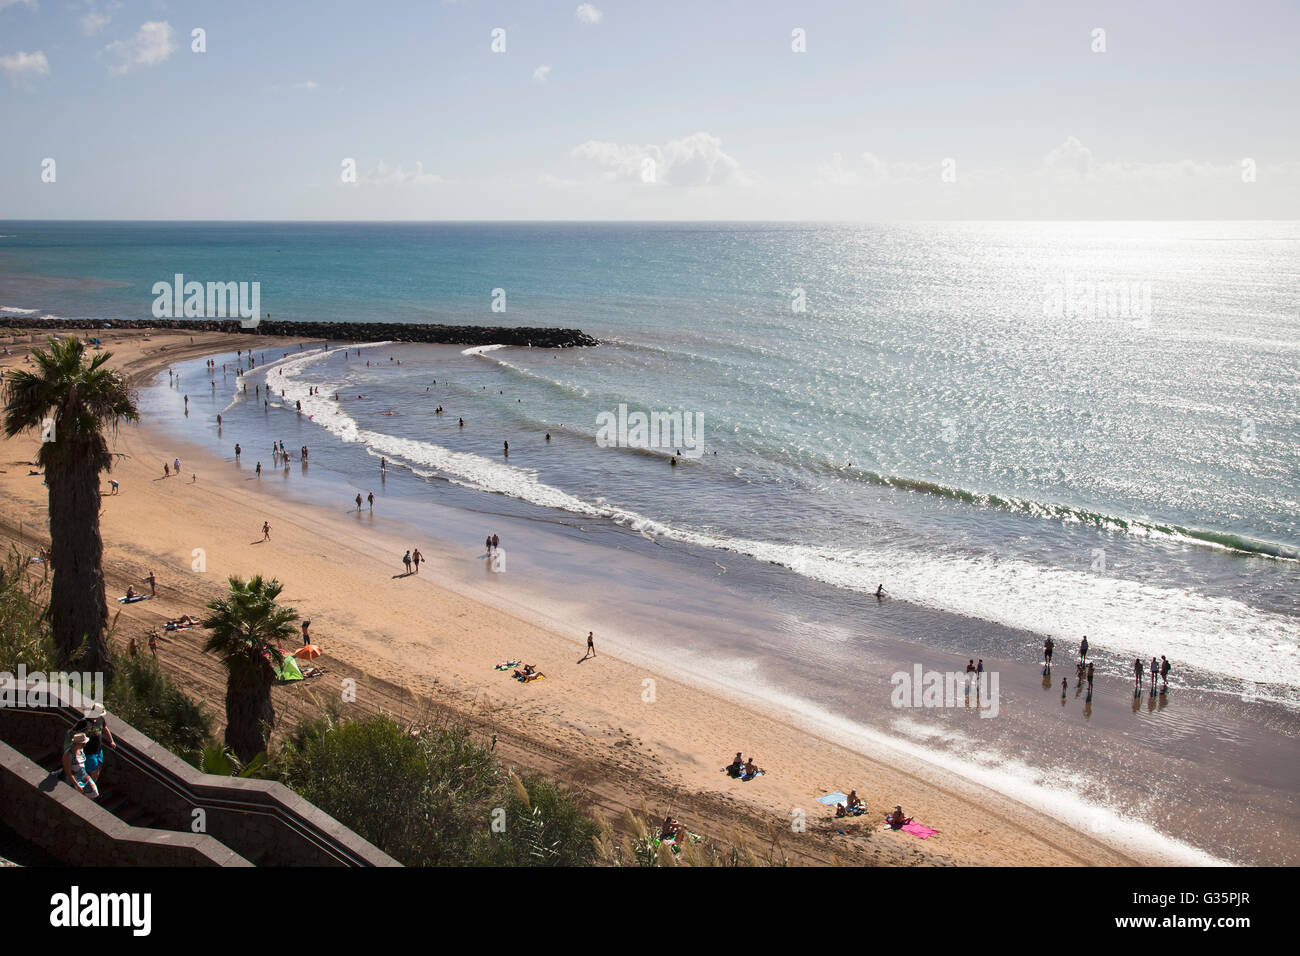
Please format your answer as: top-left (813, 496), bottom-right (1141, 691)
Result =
top-left (513, 664), bottom-right (544, 682)
top-left (165, 615), bottom-right (199, 628)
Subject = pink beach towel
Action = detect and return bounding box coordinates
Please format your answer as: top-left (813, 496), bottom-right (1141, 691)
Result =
top-left (900, 821), bottom-right (939, 838)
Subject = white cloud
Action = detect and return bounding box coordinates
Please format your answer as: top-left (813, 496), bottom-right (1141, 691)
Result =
top-left (103, 21), bottom-right (176, 76)
top-left (1, 49), bottom-right (49, 85)
top-left (80, 1), bottom-right (121, 36)
top-left (1044, 136), bottom-right (1095, 178)
top-left (354, 161), bottom-right (443, 187)
top-left (575, 4), bottom-right (602, 25)
top-left (532, 64), bottom-right (551, 84)
top-left (571, 132), bottom-right (748, 187)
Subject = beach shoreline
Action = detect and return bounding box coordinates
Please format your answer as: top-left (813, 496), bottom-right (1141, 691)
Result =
top-left (0, 327), bottom-right (1234, 866)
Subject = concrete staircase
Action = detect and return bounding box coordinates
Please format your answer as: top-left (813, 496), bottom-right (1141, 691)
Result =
top-left (0, 680), bottom-right (399, 867)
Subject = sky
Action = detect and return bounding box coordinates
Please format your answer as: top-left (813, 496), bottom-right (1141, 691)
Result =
top-left (1, 0), bottom-right (1297, 220)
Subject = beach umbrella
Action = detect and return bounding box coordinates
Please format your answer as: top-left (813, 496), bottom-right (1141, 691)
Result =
top-left (293, 644), bottom-right (323, 660)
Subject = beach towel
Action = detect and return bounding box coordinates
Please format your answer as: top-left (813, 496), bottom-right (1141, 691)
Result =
top-left (650, 832), bottom-right (701, 854)
top-left (741, 770), bottom-right (765, 781)
top-left (817, 792), bottom-right (849, 806)
top-left (514, 672), bottom-right (546, 683)
top-left (493, 661), bottom-right (521, 671)
top-left (900, 821), bottom-right (939, 838)
top-left (117, 595), bottom-right (150, 603)
top-left (881, 817), bottom-right (938, 838)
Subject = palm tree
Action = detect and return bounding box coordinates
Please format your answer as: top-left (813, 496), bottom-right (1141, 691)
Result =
top-left (201, 575), bottom-right (298, 762)
top-left (2, 336), bottom-right (138, 678)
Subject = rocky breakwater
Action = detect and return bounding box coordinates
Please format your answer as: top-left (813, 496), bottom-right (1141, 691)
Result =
top-left (1, 317), bottom-right (599, 348)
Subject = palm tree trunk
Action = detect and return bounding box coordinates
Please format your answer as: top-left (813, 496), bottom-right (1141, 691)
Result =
top-left (225, 681), bottom-right (275, 763)
top-left (45, 450), bottom-right (113, 681)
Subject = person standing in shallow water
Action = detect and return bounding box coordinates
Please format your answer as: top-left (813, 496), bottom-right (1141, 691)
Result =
top-left (491, 533), bottom-right (499, 551)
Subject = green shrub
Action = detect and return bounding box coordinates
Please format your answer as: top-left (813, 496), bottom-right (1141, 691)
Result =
top-left (276, 712), bottom-right (599, 867)
top-left (106, 654), bottom-right (213, 754)
top-left (0, 547), bottom-right (56, 675)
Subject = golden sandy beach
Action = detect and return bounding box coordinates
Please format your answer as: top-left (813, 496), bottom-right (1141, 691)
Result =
top-left (0, 328), bottom-right (1148, 866)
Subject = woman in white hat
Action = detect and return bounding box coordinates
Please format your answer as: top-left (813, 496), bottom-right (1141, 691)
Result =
top-left (63, 733), bottom-right (99, 799)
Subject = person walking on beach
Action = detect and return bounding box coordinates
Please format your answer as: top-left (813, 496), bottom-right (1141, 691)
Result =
top-left (1133, 657), bottom-right (1144, 690)
top-left (302, 620), bottom-right (311, 646)
top-left (174, 457), bottom-right (181, 475)
top-left (164, 462), bottom-right (170, 478)
top-left (148, 632), bottom-right (158, 657)
top-left (412, 548), bottom-right (422, 573)
top-left (585, 631), bottom-right (596, 659)
top-left (491, 533), bottom-right (499, 552)
top-left (1150, 656), bottom-right (1159, 691)
top-left (1043, 637), bottom-right (1054, 669)
top-left (367, 491), bottom-right (374, 511)
top-left (262, 521), bottom-right (271, 541)
top-left (485, 534), bottom-right (493, 554)
top-left (1061, 677), bottom-right (1068, 700)
top-left (1160, 656), bottom-right (1171, 691)
top-left (235, 443), bottom-right (241, 458)
top-left (403, 550), bottom-right (412, 574)
top-left (1079, 635), bottom-right (1088, 661)
top-left (256, 461), bottom-right (262, 477)
top-left (355, 493), bottom-right (363, 511)
top-left (142, 570), bottom-right (156, 597)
